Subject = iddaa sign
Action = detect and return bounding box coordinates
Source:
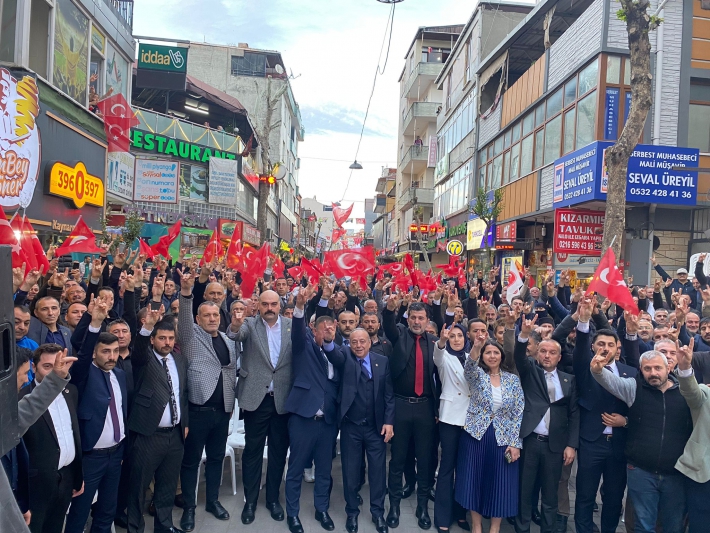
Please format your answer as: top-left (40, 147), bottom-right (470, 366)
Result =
top-left (138, 44), bottom-right (188, 73)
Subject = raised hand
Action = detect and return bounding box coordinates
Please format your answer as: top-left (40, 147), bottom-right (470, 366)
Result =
top-left (178, 268), bottom-right (195, 294)
top-left (438, 324), bottom-right (452, 348)
top-left (591, 347), bottom-right (615, 374)
top-left (665, 277), bottom-right (673, 289)
top-left (113, 249), bottom-right (128, 269)
top-left (20, 266), bottom-right (44, 292)
top-left (520, 314), bottom-right (538, 336)
top-left (546, 281), bottom-right (556, 297)
top-left (625, 310), bottom-right (639, 335)
top-left (91, 259), bottom-right (105, 280)
top-left (321, 280), bottom-right (335, 300)
top-left (143, 307), bottom-right (163, 330)
top-left (296, 284), bottom-right (314, 309)
top-left (52, 349), bottom-right (77, 379)
top-left (386, 294), bottom-right (400, 312)
top-left (678, 337), bottom-right (694, 371)
top-left (504, 307), bottom-right (517, 329)
top-left (54, 267), bottom-right (70, 288)
top-left (91, 296), bottom-right (109, 325)
top-left (651, 254), bottom-right (657, 266)
top-left (577, 298), bottom-right (593, 322)
top-left (12, 263), bottom-right (26, 293)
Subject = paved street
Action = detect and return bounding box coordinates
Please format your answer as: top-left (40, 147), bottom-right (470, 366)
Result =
top-left (132, 454), bottom-right (627, 533)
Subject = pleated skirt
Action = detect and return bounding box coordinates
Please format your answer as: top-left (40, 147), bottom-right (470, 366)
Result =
top-left (454, 424), bottom-right (519, 518)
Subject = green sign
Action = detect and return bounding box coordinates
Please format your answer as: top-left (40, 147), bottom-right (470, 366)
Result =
top-left (138, 43), bottom-right (188, 73)
top-left (426, 221), bottom-right (468, 249)
top-left (131, 130), bottom-right (237, 163)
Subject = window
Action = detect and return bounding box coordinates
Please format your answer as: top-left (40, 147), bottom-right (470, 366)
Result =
top-left (606, 56), bottom-right (621, 84)
top-left (576, 91), bottom-right (597, 148)
top-left (502, 151), bottom-right (510, 184)
top-left (54, 0), bottom-right (90, 104)
top-left (535, 103), bottom-right (546, 127)
top-left (491, 155), bottom-right (503, 189)
top-left (578, 58), bottom-right (598, 95)
top-left (623, 57), bottom-right (631, 85)
top-left (231, 52), bottom-right (267, 77)
top-left (547, 89), bottom-right (563, 118)
top-left (689, 84), bottom-right (710, 152)
top-left (512, 122), bottom-right (521, 143)
top-left (544, 115), bottom-right (562, 165)
top-left (509, 142), bottom-right (520, 182)
top-left (534, 129), bottom-right (545, 169)
top-left (29, 0), bottom-right (52, 79)
top-left (523, 113), bottom-right (534, 136)
top-left (494, 137), bottom-right (503, 156)
top-left (563, 109), bottom-right (576, 154)
top-left (520, 135), bottom-right (533, 176)
top-left (564, 78), bottom-right (577, 108)
top-left (504, 129), bottom-right (512, 149)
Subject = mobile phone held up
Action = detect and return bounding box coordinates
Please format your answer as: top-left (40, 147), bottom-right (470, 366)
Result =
top-left (505, 451), bottom-right (513, 463)
top-left (150, 301), bottom-right (162, 311)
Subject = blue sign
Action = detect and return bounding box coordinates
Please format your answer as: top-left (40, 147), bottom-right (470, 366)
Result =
top-left (552, 141), bottom-right (700, 208)
top-left (604, 88), bottom-right (620, 140)
top-left (624, 91), bottom-right (632, 125)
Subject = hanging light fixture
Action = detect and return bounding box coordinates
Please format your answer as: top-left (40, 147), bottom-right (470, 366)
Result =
top-left (349, 160), bottom-right (363, 170)
top-left (376, 0), bottom-right (404, 3)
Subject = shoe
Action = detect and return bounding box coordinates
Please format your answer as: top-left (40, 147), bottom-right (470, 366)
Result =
top-left (266, 501), bottom-right (285, 521)
top-left (206, 501), bottom-right (230, 520)
top-left (166, 528), bottom-right (185, 533)
top-left (555, 514), bottom-right (568, 533)
top-left (457, 519), bottom-right (470, 531)
top-left (315, 510), bottom-right (335, 531)
top-left (357, 493), bottom-right (363, 506)
top-left (386, 502), bottom-right (400, 528)
top-left (303, 467), bottom-right (315, 483)
top-left (148, 500), bottom-right (156, 516)
top-left (372, 516), bottom-right (388, 533)
top-left (416, 506), bottom-right (432, 530)
top-left (401, 484), bottom-right (415, 499)
top-left (180, 508), bottom-right (195, 532)
top-left (531, 507), bottom-right (542, 525)
top-left (287, 516), bottom-right (304, 533)
top-left (241, 503), bottom-right (256, 525)
top-left (506, 517), bottom-right (515, 526)
top-left (346, 516), bottom-right (358, 533)
top-left (114, 513), bottom-right (128, 529)
top-left (428, 488), bottom-right (436, 502)
top-left (174, 493), bottom-right (186, 509)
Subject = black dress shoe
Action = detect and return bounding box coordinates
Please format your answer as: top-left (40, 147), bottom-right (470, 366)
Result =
top-left (555, 514), bottom-right (569, 533)
top-left (346, 516), bottom-right (358, 533)
top-left (241, 503), bottom-right (256, 524)
top-left (386, 503), bottom-right (400, 528)
top-left (531, 507), bottom-right (542, 525)
top-left (356, 493), bottom-right (363, 506)
top-left (174, 493), bottom-right (186, 509)
top-left (372, 515), bottom-right (388, 533)
top-left (287, 516), bottom-right (304, 533)
top-left (114, 513), bottom-right (128, 529)
top-left (180, 508), bottom-right (196, 532)
top-left (266, 501), bottom-right (285, 521)
top-left (457, 519), bottom-right (470, 531)
top-left (167, 528), bottom-right (185, 533)
top-left (401, 484), bottom-right (415, 499)
top-left (148, 500), bottom-right (156, 516)
top-left (206, 501), bottom-right (230, 520)
top-left (416, 506), bottom-right (432, 530)
top-left (315, 510), bottom-right (335, 531)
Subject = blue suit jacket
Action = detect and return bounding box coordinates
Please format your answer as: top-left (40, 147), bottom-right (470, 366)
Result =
top-left (573, 329), bottom-right (637, 448)
top-left (71, 326), bottom-right (128, 451)
top-left (284, 314), bottom-right (340, 425)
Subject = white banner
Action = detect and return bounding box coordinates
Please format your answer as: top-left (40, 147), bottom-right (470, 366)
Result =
top-left (107, 151), bottom-right (135, 201)
top-left (208, 157), bottom-right (238, 205)
top-left (134, 159), bottom-right (179, 203)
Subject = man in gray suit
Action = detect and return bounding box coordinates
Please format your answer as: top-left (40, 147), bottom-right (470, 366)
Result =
top-left (177, 270), bottom-right (237, 530)
top-left (228, 290), bottom-right (293, 526)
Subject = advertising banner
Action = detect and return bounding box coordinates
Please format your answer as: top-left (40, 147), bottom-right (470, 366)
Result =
top-left (138, 43), bottom-right (188, 73)
top-left (134, 159), bottom-right (179, 203)
top-left (554, 208), bottom-right (605, 255)
top-left (53, 0), bottom-right (89, 104)
top-left (467, 218), bottom-right (488, 250)
top-left (604, 88), bottom-right (620, 141)
top-left (208, 157), bottom-right (238, 205)
top-left (496, 221), bottom-right (517, 242)
top-left (107, 151), bottom-right (135, 201)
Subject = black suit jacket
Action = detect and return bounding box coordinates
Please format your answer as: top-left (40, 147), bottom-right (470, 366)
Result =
top-left (514, 338), bottom-right (580, 453)
top-left (129, 332), bottom-right (189, 436)
top-left (324, 344), bottom-right (395, 431)
top-left (19, 381), bottom-right (83, 491)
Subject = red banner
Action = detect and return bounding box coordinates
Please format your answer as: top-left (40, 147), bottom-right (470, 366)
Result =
top-left (553, 208), bottom-right (604, 255)
top-left (496, 221), bottom-right (517, 242)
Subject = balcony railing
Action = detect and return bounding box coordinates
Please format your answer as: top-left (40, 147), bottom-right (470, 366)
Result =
top-left (133, 107), bottom-right (245, 154)
top-left (402, 102), bottom-right (439, 134)
top-left (396, 187), bottom-right (435, 212)
top-left (400, 144), bottom-right (429, 169)
top-left (401, 61), bottom-right (445, 98)
top-left (105, 0), bottom-right (133, 29)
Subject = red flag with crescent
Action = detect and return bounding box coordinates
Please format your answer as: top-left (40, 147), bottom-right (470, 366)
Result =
top-left (586, 247), bottom-right (639, 315)
top-left (332, 203), bottom-right (354, 228)
top-left (54, 217), bottom-right (103, 256)
top-left (324, 246), bottom-right (376, 282)
top-left (97, 94), bottom-right (140, 153)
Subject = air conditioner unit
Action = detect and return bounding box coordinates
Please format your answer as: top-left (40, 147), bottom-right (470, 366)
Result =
top-left (266, 228), bottom-right (273, 240)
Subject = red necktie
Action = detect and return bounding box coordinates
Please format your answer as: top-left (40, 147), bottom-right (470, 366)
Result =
top-left (415, 334), bottom-right (424, 396)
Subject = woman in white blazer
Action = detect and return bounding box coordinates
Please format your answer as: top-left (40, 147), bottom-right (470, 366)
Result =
top-left (433, 323), bottom-right (471, 532)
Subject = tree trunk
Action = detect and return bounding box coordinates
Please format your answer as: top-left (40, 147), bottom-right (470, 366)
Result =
top-left (256, 79), bottom-right (273, 243)
top-left (601, 0), bottom-right (653, 260)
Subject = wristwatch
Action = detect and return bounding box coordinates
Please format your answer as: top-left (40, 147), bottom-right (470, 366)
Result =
top-left (623, 416), bottom-right (629, 428)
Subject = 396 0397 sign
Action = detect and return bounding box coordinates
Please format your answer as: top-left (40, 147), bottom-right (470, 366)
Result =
top-left (47, 161), bottom-right (104, 208)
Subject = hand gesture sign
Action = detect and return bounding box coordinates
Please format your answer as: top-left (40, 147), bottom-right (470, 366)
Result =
top-left (20, 266), bottom-right (44, 293)
top-left (625, 310), bottom-right (639, 334)
top-left (296, 284), bottom-right (315, 309)
top-left (177, 267), bottom-right (195, 294)
top-left (577, 298), bottom-right (593, 323)
top-left (678, 337), bottom-right (694, 371)
top-left (51, 348), bottom-right (77, 379)
top-left (12, 263), bottom-right (26, 293)
top-left (520, 314), bottom-right (538, 337)
top-left (591, 344), bottom-right (615, 374)
top-left (143, 306), bottom-right (164, 330)
top-left (438, 324), bottom-right (453, 349)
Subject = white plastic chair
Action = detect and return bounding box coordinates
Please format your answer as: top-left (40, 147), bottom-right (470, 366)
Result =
top-left (196, 444), bottom-right (237, 496)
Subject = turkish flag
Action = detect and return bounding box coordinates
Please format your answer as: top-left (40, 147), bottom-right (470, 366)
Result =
top-left (200, 228), bottom-right (223, 265)
top-left (324, 246), bottom-right (376, 281)
top-left (288, 265), bottom-right (304, 281)
top-left (272, 256), bottom-right (286, 279)
top-left (10, 214), bottom-right (37, 271)
top-left (332, 203), bottom-right (354, 228)
top-left (332, 228), bottom-right (346, 243)
top-left (21, 217), bottom-right (50, 272)
top-left (376, 262), bottom-right (404, 280)
top-left (0, 207), bottom-right (28, 268)
top-left (225, 224), bottom-right (243, 270)
top-left (586, 247), bottom-right (639, 315)
top-left (139, 238), bottom-right (155, 260)
top-left (301, 257), bottom-right (325, 284)
top-left (54, 217), bottom-right (103, 256)
top-left (151, 219), bottom-right (182, 258)
top-left (97, 94), bottom-right (139, 153)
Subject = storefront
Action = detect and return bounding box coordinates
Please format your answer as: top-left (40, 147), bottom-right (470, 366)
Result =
top-left (0, 69), bottom-right (107, 247)
top-left (466, 216), bottom-right (495, 271)
top-left (427, 215), bottom-right (469, 267)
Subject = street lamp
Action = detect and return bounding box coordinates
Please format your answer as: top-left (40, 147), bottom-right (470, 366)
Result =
top-left (349, 160), bottom-right (363, 170)
top-left (376, 0), bottom-right (404, 3)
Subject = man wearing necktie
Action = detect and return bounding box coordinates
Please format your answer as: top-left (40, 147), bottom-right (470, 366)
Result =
top-left (128, 306), bottom-right (189, 533)
top-left (283, 285), bottom-right (341, 533)
top-left (382, 294), bottom-right (444, 530)
top-left (65, 295), bottom-right (128, 533)
top-left (513, 315), bottom-right (579, 533)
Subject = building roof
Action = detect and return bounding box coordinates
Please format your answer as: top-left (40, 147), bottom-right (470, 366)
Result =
top-left (402, 24), bottom-right (467, 59)
top-left (185, 74), bottom-right (247, 115)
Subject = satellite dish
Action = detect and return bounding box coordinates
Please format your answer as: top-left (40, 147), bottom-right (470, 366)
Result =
top-left (275, 64), bottom-right (284, 74)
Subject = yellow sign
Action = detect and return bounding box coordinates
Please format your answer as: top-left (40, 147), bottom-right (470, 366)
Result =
top-left (446, 239), bottom-right (464, 256)
top-left (48, 162), bottom-right (104, 208)
top-left (467, 219), bottom-right (488, 250)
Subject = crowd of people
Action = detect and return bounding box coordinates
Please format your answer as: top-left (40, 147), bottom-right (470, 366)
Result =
top-left (2, 243), bottom-right (709, 533)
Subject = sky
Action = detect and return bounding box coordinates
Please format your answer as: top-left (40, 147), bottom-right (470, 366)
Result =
top-left (133, 0), bottom-right (479, 218)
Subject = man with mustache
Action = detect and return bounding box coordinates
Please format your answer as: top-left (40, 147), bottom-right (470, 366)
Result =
top-left (229, 290), bottom-right (293, 525)
top-left (64, 296), bottom-right (128, 533)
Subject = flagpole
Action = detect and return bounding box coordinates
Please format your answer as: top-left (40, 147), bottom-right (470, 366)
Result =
top-left (609, 235), bottom-right (616, 249)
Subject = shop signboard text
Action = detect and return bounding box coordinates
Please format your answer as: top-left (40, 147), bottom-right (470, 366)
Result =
top-left (134, 159), bottom-right (179, 203)
top-left (138, 44), bottom-right (188, 73)
top-left (554, 208), bottom-right (604, 255)
top-left (47, 161), bottom-right (104, 208)
top-left (131, 131), bottom-right (237, 163)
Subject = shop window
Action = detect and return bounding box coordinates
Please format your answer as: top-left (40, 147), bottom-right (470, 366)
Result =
top-left (564, 77), bottom-right (577, 108)
top-left (544, 115), bottom-right (562, 165)
top-left (29, 0), bottom-right (52, 79)
top-left (578, 58), bottom-right (599, 96)
top-left (576, 91), bottom-right (597, 148)
top-left (563, 109), bottom-right (576, 154)
top-left (547, 88), bottom-right (563, 119)
top-left (606, 56), bottom-right (621, 84)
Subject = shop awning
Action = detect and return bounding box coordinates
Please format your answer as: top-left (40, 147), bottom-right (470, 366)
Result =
top-left (185, 75), bottom-right (247, 115)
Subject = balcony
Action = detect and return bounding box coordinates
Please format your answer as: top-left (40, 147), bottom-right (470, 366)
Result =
top-left (374, 195), bottom-right (388, 214)
top-left (105, 0), bottom-right (134, 29)
top-left (402, 102), bottom-right (439, 137)
top-left (133, 107), bottom-right (245, 154)
top-left (397, 187), bottom-right (435, 212)
top-left (400, 145), bottom-right (429, 174)
top-left (401, 61), bottom-right (445, 99)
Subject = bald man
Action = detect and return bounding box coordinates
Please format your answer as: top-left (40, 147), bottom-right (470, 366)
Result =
top-left (229, 290), bottom-right (293, 525)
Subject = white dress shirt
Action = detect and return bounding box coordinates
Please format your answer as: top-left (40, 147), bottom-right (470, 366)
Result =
top-left (93, 363), bottom-right (125, 449)
top-left (602, 360), bottom-right (620, 434)
top-left (153, 350), bottom-right (181, 427)
top-left (533, 368), bottom-right (563, 436)
top-left (43, 382), bottom-right (76, 468)
top-left (491, 385), bottom-right (503, 413)
top-left (263, 316), bottom-right (282, 392)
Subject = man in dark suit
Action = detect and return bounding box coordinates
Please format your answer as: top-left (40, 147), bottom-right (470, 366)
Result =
top-left (573, 299), bottom-right (637, 533)
top-left (21, 344), bottom-right (84, 533)
top-left (362, 313), bottom-right (393, 358)
top-left (65, 293), bottom-right (127, 533)
top-left (28, 297), bottom-right (71, 349)
top-left (324, 327), bottom-right (394, 533)
top-left (283, 285), bottom-right (340, 533)
top-left (514, 315), bottom-right (579, 533)
top-left (127, 307), bottom-right (189, 533)
top-left (382, 294), bottom-right (443, 530)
